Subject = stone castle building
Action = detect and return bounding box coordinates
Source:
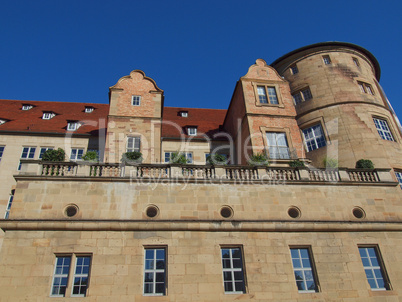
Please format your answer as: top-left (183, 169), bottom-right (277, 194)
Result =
top-left (0, 42), bottom-right (401, 301)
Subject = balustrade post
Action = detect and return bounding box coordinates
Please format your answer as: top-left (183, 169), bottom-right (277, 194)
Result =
top-left (19, 160), bottom-right (41, 175)
top-left (375, 169), bottom-right (394, 182)
top-left (171, 165), bottom-right (183, 179)
top-left (76, 164), bottom-right (91, 177)
top-left (298, 168), bottom-right (310, 181)
top-left (214, 166), bottom-right (227, 180)
top-left (338, 169), bottom-right (351, 182)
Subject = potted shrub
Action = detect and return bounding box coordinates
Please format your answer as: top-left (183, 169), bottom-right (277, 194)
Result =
top-left (121, 151), bottom-right (143, 164)
top-left (82, 151), bottom-right (99, 162)
top-left (168, 152), bottom-right (189, 165)
top-left (289, 160), bottom-right (306, 168)
top-left (42, 148), bottom-right (65, 162)
top-left (355, 159), bottom-right (374, 169)
top-left (248, 152), bottom-right (269, 167)
top-left (206, 154), bottom-right (227, 165)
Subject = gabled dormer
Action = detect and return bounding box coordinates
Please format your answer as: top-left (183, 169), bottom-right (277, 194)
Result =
top-left (42, 112), bottom-right (56, 120)
top-left (22, 104), bottom-right (34, 111)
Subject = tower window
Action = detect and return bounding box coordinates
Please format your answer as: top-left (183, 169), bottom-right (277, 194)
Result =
top-left (290, 64), bottom-right (299, 75)
top-left (322, 55), bottom-right (331, 65)
top-left (290, 248), bottom-right (319, 292)
top-left (358, 81), bottom-right (374, 95)
top-left (353, 57), bottom-right (360, 67)
top-left (358, 246), bottom-right (391, 290)
top-left (292, 87), bottom-right (313, 105)
top-left (373, 118), bottom-right (395, 141)
top-left (302, 124), bottom-right (327, 152)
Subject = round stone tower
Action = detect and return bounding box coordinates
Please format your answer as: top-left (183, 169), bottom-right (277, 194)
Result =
top-left (271, 42), bottom-right (402, 172)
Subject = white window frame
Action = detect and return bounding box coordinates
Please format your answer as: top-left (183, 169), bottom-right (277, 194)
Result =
top-left (221, 247), bottom-right (246, 294)
top-left (67, 122), bottom-right (80, 131)
top-left (143, 248), bottom-right (166, 296)
top-left (70, 148), bottom-right (84, 161)
top-left (127, 137), bottom-right (141, 152)
top-left (4, 193), bottom-right (14, 219)
top-left (22, 104), bottom-right (33, 110)
top-left (42, 112), bottom-right (55, 120)
top-left (164, 152), bottom-right (193, 164)
top-left (266, 132), bottom-right (290, 159)
top-left (19, 146), bottom-right (36, 170)
top-left (358, 246), bottom-right (390, 290)
top-left (0, 119), bottom-right (6, 125)
top-left (302, 124), bottom-right (327, 152)
top-left (39, 147), bottom-right (54, 159)
top-left (290, 248), bottom-right (319, 293)
top-left (50, 256), bottom-right (72, 297)
top-left (132, 95), bottom-right (141, 106)
top-left (187, 127), bottom-right (197, 136)
top-left (373, 118), bottom-right (395, 141)
top-left (85, 107), bottom-right (94, 113)
top-left (180, 111), bottom-right (188, 117)
top-left (71, 256), bottom-right (91, 297)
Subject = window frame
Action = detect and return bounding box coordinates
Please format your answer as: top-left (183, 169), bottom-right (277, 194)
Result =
top-left (70, 148), bottom-right (84, 161)
top-left (373, 117), bottom-right (395, 142)
top-left (143, 247), bottom-right (167, 296)
top-left (358, 245), bottom-right (391, 291)
top-left (71, 255), bottom-right (92, 297)
top-left (322, 55), bottom-right (331, 65)
top-left (164, 152), bottom-right (193, 164)
top-left (0, 145), bottom-right (4, 162)
top-left (132, 95), bottom-right (141, 106)
top-left (22, 104), bottom-right (33, 110)
top-left (292, 87), bottom-right (313, 105)
top-left (50, 255), bottom-right (72, 297)
top-left (220, 246), bottom-right (247, 294)
top-left (4, 192), bottom-right (14, 219)
top-left (266, 132), bottom-right (291, 159)
top-left (353, 57), bottom-right (360, 67)
top-left (395, 171), bottom-right (402, 189)
top-left (187, 127), bottom-right (197, 136)
top-left (253, 83), bottom-right (283, 107)
top-left (67, 122), bottom-right (80, 131)
top-left (302, 124), bottom-right (327, 152)
top-left (42, 112), bottom-right (55, 120)
top-left (39, 147), bottom-right (54, 159)
top-left (290, 247), bottom-right (320, 293)
top-left (127, 137), bottom-right (141, 152)
top-left (18, 146), bottom-right (36, 170)
top-left (290, 64), bottom-right (299, 75)
top-left (84, 106), bottom-right (94, 113)
top-left (357, 81), bottom-right (375, 95)
top-left (180, 111), bottom-right (188, 117)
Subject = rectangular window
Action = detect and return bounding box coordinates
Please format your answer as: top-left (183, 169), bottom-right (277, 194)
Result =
top-left (0, 146), bottom-right (4, 162)
top-left (85, 107), bottom-right (94, 113)
top-left (67, 122), bottom-right (79, 131)
top-left (395, 171), bottom-right (402, 189)
top-left (257, 86), bottom-right (268, 104)
top-left (187, 127), bottom-right (197, 136)
top-left (266, 132), bottom-right (290, 159)
top-left (373, 118), bottom-right (395, 141)
top-left (132, 95), bottom-right (141, 106)
top-left (359, 246), bottom-right (390, 290)
top-left (290, 248), bottom-right (319, 293)
top-left (4, 193), bottom-right (14, 219)
top-left (353, 57), bottom-right (360, 67)
top-left (164, 152), bottom-right (193, 164)
top-left (51, 255), bottom-right (91, 297)
top-left (22, 104), bottom-right (33, 110)
top-left (221, 247), bottom-right (246, 294)
top-left (51, 256), bottom-right (71, 297)
top-left (19, 146), bottom-right (36, 170)
top-left (267, 87), bottom-right (279, 104)
top-left (39, 147), bottom-right (54, 159)
top-left (180, 111), bottom-right (188, 117)
top-left (292, 92), bottom-right (303, 105)
top-left (143, 248), bottom-right (166, 296)
top-left (70, 148), bottom-right (84, 161)
top-left (42, 112), bottom-right (55, 120)
top-left (301, 88), bottom-right (313, 101)
top-left (302, 124), bottom-right (327, 152)
top-left (323, 55), bottom-right (331, 65)
top-left (358, 81), bottom-right (375, 95)
top-left (127, 137), bottom-right (141, 152)
top-left (290, 64), bottom-right (298, 75)
top-left (292, 87), bottom-right (312, 105)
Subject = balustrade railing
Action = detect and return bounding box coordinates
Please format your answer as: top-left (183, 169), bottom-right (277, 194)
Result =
top-left (225, 167), bottom-right (258, 180)
top-left (42, 162), bottom-right (77, 176)
top-left (309, 169), bottom-right (340, 182)
top-left (265, 168), bottom-right (300, 181)
top-left (347, 169), bottom-right (379, 182)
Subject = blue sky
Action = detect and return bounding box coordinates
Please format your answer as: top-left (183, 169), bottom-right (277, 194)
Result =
top-left (1, 0), bottom-right (402, 118)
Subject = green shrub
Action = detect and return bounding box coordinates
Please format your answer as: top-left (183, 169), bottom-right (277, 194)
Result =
top-left (121, 151), bottom-right (143, 163)
top-left (248, 152), bottom-right (269, 167)
top-left (355, 159), bottom-right (374, 169)
top-left (289, 160), bottom-right (306, 168)
top-left (82, 151), bottom-right (99, 162)
top-left (206, 154), bottom-right (227, 165)
top-left (323, 157), bottom-right (338, 169)
top-left (168, 152), bottom-right (189, 164)
top-left (42, 148), bottom-right (65, 162)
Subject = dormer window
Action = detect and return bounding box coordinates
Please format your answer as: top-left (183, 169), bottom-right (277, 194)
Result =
top-left (187, 127), bottom-right (197, 136)
top-left (67, 121), bottom-right (81, 131)
top-left (0, 119), bottom-right (6, 125)
top-left (180, 111), bottom-right (188, 117)
top-left (22, 104), bottom-right (33, 111)
top-left (85, 106), bottom-right (94, 113)
top-left (42, 112), bottom-right (56, 120)
top-left (132, 95), bottom-right (141, 106)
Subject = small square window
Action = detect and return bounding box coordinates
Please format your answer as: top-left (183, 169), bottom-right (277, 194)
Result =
top-left (290, 248), bottom-right (319, 293)
top-left (180, 111), bottom-right (188, 117)
top-left (127, 137), bottom-right (141, 152)
top-left (323, 55), bottom-right (331, 65)
top-left (132, 95), bottom-right (141, 106)
top-left (70, 148), bottom-right (84, 161)
top-left (143, 248), bottom-right (166, 296)
top-left (373, 118), bottom-right (394, 141)
top-left (290, 64), bottom-right (299, 75)
top-left (85, 107), bottom-right (94, 113)
top-left (187, 127), bottom-right (197, 136)
top-left (221, 247), bottom-right (246, 294)
top-left (292, 87), bottom-right (313, 105)
top-left (358, 246), bottom-right (391, 290)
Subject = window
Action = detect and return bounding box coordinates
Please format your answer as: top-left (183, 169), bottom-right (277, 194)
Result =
top-left (322, 55), bottom-right (331, 65)
top-left (132, 95), bottom-right (141, 106)
top-left (353, 57), bottom-right (360, 67)
top-left (42, 112), bottom-right (55, 120)
top-left (70, 148), bottom-right (84, 161)
top-left (180, 111), bottom-right (188, 117)
top-left (164, 152), bottom-right (193, 164)
top-left (257, 86), bottom-right (279, 105)
top-left (67, 122), bottom-right (80, 131)
top-left (290, 248), bottom-right (319, 293)
top-left (373, 118), bottom-right (395, 141)
top-left (22, 104), bottom-right (33, 110)
top-left (358, 246), bottom-right (391, 290)
top-left (143, 248), bottom-right (166, 296)
top-left (292, 87), bottom-right (313, 105)
top-left (221, 247), bottom-right (246, 294)
top-left (0, 119), bottom-right (6, 125)
top-left (358, 81), bottom-right (374, 95)
top-left (395, 171), bottom-right (402, 188)
top-left (290, 64), bottom-right (299, 75)
top-left (4, 192), bottom-right (14, 219)
top-left (18, 146), bottom-right (36, 170)
top-left (85, 106), bottom-right (94, 113)
top-left (266, 132), bottom-right (290, 159)
top-left (127, 137), bottom-right (141, 152)
top-left (0, 146), bottom-right (4, 162)
top-left (51, 255), bottom-right (91, 297)
top-left (302, 124), bottom-right (327, 152)
top-left (187, 127), bottom-right (197, 136)
top-left (39, 147), bottom-right (53, 159)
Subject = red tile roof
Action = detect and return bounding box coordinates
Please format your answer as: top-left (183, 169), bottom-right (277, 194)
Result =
top-left (162, 107), bottom-right (228, 140)
top-left (0, 99), bottom-right (109, 135)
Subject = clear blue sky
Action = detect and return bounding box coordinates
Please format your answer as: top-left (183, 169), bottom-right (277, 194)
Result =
top-left (1, 0), bottom-right (402, 118)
